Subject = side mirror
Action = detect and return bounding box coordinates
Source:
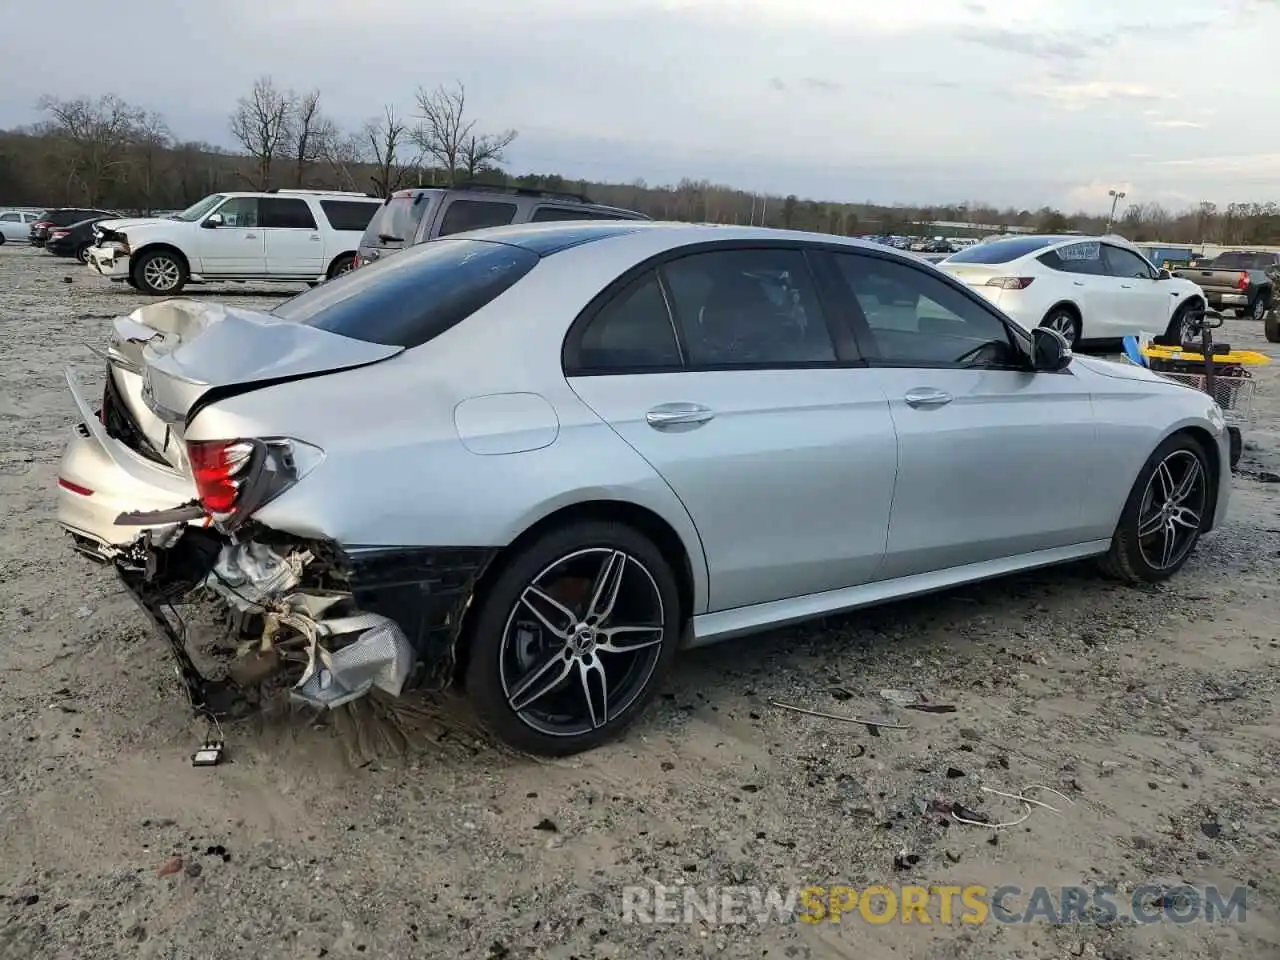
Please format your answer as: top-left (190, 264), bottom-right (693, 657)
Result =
top-left (202, 214), bottom-right (224, 229)
top-left (1157, 268), bottom-right (1172, 280)
top-left (1032, 326), bottom-right (1072, 372)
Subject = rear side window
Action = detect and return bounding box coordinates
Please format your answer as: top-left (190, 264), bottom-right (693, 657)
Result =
top-left (271, 238), bottom-right (538, 348)
top-left (572, 272), bottom-right (683, 373)
top-left (1052, 240), bottom-right (1105, 275)
top-left (260, 198), bottom-right (317, 229)
top-left (438, 200), bottom-right (518, 237)
top-left (1210, 252), bottom-right (1275, 269)
top-left (363, 194), bottom-right (433, 247)
top-left (531, 206), bottom-right (635, 223)
top-left (320, 200), bottom-right (379, 232)
top-left (945, 237), bottom-right (1059, 264)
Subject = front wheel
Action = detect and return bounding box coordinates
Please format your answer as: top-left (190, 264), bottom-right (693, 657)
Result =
top-left (328, 253), bottom-right (356, 279)
top-left (131, 249), bottom-right (187, 295)
top-left (1265, 310), bottom-right (1280, 343)
top-left (1099, 434), bottom-right (1211, 583)
top-left (1166, 299), bottom-right (1203, 343)
top-left (465, 521), bottom-right (682, 756)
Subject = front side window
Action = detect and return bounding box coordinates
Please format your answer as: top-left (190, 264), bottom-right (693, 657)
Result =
top-left (0, 213), bottom-right (17, 222)
top-left (212, 197), bottom-right (259, 228)
top-left (1102, 244), bottom-right (1156, 279)
top-left (173, 195), bottom-right (225, 222)
top-left (832, 253), bottom-right (1021, 367)
top-left (660, 248), bottom-right (836, 367)
top-left (572, 271), bottom-right (682, 373)
top-left (260, 198), bottom-right (317, 230)
top-left (438, 200), bottom-right (518, 237)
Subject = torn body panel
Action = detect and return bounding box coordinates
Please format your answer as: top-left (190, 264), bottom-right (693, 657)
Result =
top-left (116, 524), bottom-right (495, 717)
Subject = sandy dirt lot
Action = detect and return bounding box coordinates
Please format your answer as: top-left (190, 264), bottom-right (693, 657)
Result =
top-left (0, 242), bottom-right (1277, 960)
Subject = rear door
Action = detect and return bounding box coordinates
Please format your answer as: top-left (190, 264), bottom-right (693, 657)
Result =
top-left (1048, 240), bottom-right (1111, 335)
top-left (565, 244), bottom-right (898, 612)
top-left (261, 197), bottom-right (323, 275)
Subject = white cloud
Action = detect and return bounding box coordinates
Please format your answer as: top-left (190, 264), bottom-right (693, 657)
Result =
top-left (1027, 81), bottom-right (1171, 111)
top-left (1150, 119), bottom-right (1203, 129)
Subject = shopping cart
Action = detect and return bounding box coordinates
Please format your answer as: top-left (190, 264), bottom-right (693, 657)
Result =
top-left (1121, 310), bottom-right (1270, 470)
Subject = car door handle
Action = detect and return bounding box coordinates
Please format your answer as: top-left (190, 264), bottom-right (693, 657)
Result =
top-left (309, 234), bottom-right (320, 241)
top-left (1120, 283), bottom-right (1133, 289)
top-left (245, 233), bottom-right (258, 239)
top-left (903, 387), bottom-right (953, 408)
top-left (645, 403), bottom-right (715, 428)
top-left (1072, 281), bottom-right (1085, 286)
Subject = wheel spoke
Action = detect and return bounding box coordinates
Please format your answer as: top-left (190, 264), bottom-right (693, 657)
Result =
top-left (585, 550), bottom-right (627, 624)
top-left (597, 624), bottom-right (665, 653)
top-left (1170, 506), bottom-right (1201, 530)
top-left (1153, 461), bottom-right (1176, 500)
top-left (1138, 510), bottom-right (1165, 537)
top-left (1159, 520), bottom-right (1178, 568)
top-left (1171, 459), bottom-right (1202, 504)
top-left (520, 586), bottom-right (575, 639)
top-left (577, 657), bottom-right (608, 729)
top-left (508, 651), bottom-right (573, 712)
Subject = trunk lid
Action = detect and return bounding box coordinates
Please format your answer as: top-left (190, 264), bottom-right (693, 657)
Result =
top-left (106, 298), bottom-right (404, 434)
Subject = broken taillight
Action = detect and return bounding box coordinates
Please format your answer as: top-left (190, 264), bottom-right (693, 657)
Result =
top-left (186, 437), bottom-right (322, 532)
top-left (1236, 271), bottom-right (1249, 291)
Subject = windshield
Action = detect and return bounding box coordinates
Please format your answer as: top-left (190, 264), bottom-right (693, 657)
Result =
top-left (172, 195), bottom-right (226, 223)
top-left (273, 238), bottom-right (538, 348)
top-left (1209, 252), bottom-right (1273, 270)
top-left (944, 237), bottom-right (1062, 264)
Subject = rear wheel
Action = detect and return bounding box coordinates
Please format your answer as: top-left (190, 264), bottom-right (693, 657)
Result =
top-left (1228, 428), bottom-right (1242, 470)
top-left (465, 520), bottom-right (682, 756)
top-left (1099, 434), bottom-right (1211, 583)
top-left (327, 253), bottom-right (356, 279)
top-left (1040, 307), bottom-right (1080, 347)
top-left (1265, 309), bottom-right (1280, 343)
top-left (1250, 290), bottom-right (1270, 321)
top-left (132, 249), bottom-right (187, 295)
top-left (75, 243), bottom-right (91, 264)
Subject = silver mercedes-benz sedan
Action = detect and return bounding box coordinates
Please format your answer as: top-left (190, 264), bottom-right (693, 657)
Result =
top-left (55, 221), bottom-right (1231, 756)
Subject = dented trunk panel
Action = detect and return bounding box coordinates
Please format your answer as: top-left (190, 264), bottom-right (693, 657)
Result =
top-left (113, 299), bottom-right (403, 425)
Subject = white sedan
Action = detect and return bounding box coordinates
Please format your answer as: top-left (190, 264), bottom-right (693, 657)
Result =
top-left (938, 235), bottom-right (1206, 347)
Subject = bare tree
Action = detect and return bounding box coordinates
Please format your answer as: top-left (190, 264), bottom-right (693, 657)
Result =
top-left (288, 89), bottom-right (334, 187)
top-left (37, 94), bottom-right (145, 204)
top-left (131, 111), bottom-right (172, 213)
top-left (323, 130), bottom-right (367, 193)
top-left (410, 81), bottom-right (517, 185)
top-left (460, 129), bottom-right (517, 181)
top-left (228, 76), bottom-right (293, 189)
top-left (364, 106), bottom-right (412, 197)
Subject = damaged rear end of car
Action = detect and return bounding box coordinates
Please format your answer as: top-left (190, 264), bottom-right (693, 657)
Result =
top-left (56, 295), bottom-right (483, 718)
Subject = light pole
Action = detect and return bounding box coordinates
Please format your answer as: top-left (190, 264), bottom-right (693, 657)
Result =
top-left (1105, 188), bottom-right (1126, 233)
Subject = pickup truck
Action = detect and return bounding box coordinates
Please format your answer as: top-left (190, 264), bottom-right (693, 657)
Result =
top-left (1172, 250), bottom-right (1279, 321)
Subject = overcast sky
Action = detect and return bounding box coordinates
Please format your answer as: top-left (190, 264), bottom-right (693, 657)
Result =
top-left (3, 0), bottom-right (1279, 213)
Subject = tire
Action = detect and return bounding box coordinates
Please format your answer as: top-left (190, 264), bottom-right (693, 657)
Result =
top-left (131, 248), bottom-right (187, 295)
top-left (1228, 428), bottom-right (1242, 471)
top-left (1099, 433), bottom-right (1212, 583)
top-left (1265, 310), bottom-right (1280, 343)
top-left (465, 520), bottom-right (682, 756)
top-left (1166, 299), bottom-right (1202, 343)
top-left (327, 253), bottom-right (356, 279)
top-left (1249, 290), bottom-right (1270, 321)
top-left (1039, 307), bottom-right (1080, 347)
top-left (0, 233), bottom-right (6, 245)
top-left (125, 277), bottom-right (139, 290)
top-left (75, 243), bottom-right (91, 264)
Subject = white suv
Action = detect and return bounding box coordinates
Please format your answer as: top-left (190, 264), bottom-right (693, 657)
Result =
top-left (86, 189), bottom-right (382, 295)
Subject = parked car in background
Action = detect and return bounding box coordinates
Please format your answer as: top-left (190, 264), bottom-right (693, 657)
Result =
top-left (56, 222), bottom-right (1229, 756)
top-left (45, 216), bottom-right (112, 263)
top-left (938, 235), bottom-right (1206, 348)
top-left (86, 189), bottom-right (382, 294)
top-left (29, 208), bottom-right (117, 247)
top-left (0, 210), bottom-right (41, 243)
top-left (1171, 250), bottom-right (1279, 320)
top-left (354, 182), bottom-right (648, 269)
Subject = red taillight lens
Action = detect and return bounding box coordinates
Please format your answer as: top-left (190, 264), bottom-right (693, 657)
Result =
top-left (188, 439), bottom-right (255, 516)
top-left (51, 230), bottom-right (70, 239)
top-left (1237, 272), bottom-right (1249, 290)
top-left (986, 277), bottom-right (1035, 290)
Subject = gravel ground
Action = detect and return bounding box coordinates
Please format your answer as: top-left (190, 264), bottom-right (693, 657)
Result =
top-left (0, 243), bottom-right (1278, 960)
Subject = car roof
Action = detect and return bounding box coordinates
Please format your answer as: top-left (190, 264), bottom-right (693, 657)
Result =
top-left (458, 221), bottom-right (901, 257)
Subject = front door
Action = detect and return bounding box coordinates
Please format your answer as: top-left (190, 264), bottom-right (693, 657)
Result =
top-left (825, 249), bottom-right (1098, 580)
top-left (1101, 242), bottom-right (1170, 336)
top-left (195, 197), bottom-right (265, 275)
top-left (565, 247), bottom-right (899, 612)
top-left (261, 196), bottom-right (324, 276)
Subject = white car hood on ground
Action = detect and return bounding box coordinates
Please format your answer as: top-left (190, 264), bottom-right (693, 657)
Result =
top-left (112, 299), bottom-right (404, 423)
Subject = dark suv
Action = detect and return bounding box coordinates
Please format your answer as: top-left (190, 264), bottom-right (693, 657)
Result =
top-left (30, 208), bottom-right (117, 247)
top-left (355, 183), bottom-right (648, 268)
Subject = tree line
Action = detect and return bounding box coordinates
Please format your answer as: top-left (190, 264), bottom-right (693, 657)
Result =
top-left (3, 78), bottom-right (1280, 246)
